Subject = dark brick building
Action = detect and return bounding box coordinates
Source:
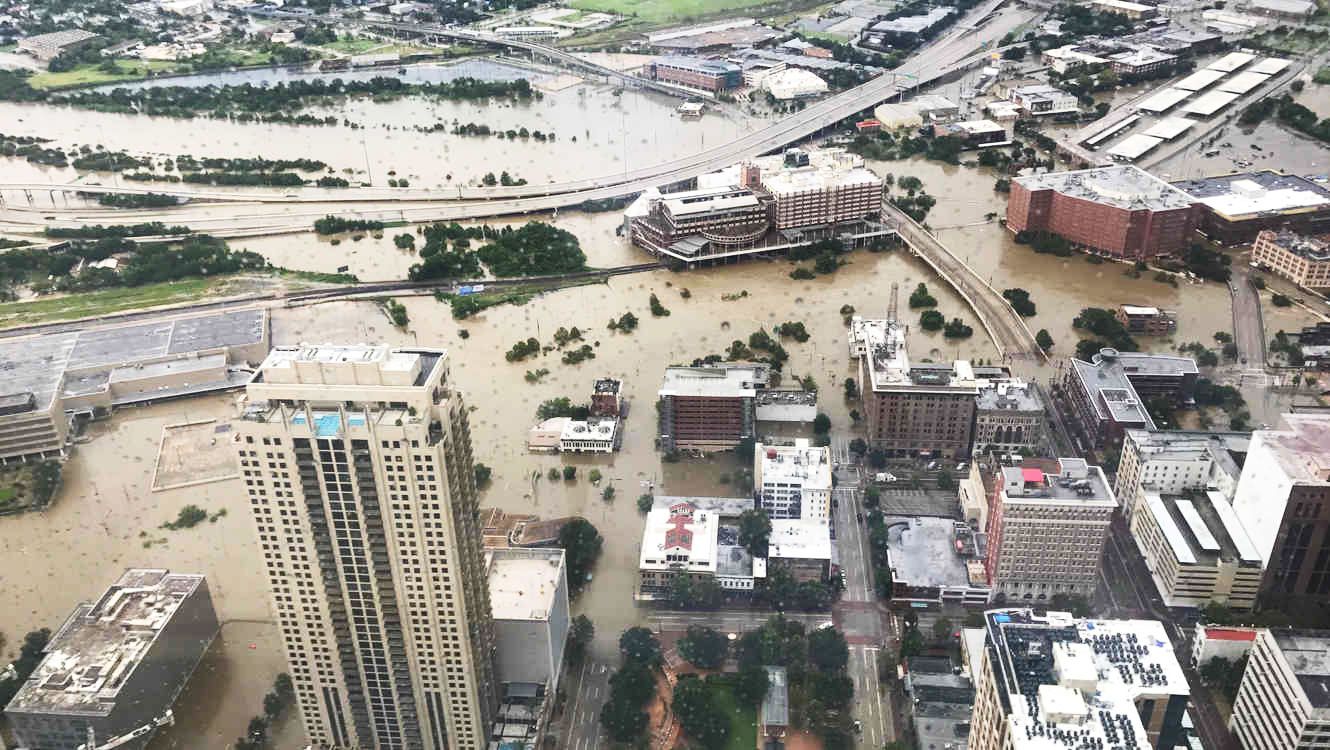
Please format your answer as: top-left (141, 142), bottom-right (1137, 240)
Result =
top-left (1008, 165), bottom-right (1198, 259)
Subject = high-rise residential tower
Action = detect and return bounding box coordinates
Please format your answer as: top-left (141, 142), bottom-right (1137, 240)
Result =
top-left (235, 344), bottom-right (496, 750)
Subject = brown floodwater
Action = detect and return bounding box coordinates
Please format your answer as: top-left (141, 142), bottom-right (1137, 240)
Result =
top-left (1, 57), bottom-right (1328, 748)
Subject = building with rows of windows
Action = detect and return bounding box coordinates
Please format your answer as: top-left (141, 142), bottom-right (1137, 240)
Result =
top-left (234, 344), bottom-right (496, 750)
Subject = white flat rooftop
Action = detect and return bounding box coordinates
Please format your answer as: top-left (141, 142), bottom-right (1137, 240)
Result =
top-left (768, 518), bottom-right (833, 561)
top-left (1191, 178), bottom-right (1330, 216)
top-left (1217, 71), bottom-right (1271, 95)
top-left (1143, 117), bottom-right (1195, 140)
top-left (1172, 68), bottom-right (1227, 92)
top-left (1182, 89), bottom-right (1240, 116)
top-left (1137, 87), bottom-right (1192, 113)
top-left (1206, 51), bottom-right (1256, 72)
top-left (486, 549), bottom-right (565, 621)
top-left (1249, 57), bottom-right (1291, 76)
top-left (1108, 133), bottom-right (1164, 161)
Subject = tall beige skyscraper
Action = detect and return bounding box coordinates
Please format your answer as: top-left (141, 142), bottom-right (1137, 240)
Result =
top-left (235, 344), bottom-right (496, 750)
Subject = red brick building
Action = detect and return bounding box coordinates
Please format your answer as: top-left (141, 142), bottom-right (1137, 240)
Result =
top-left (1007, 165), bottom-right (1198, 259)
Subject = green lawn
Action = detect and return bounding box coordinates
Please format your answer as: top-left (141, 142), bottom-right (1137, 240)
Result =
top-left (709, 682), bottom-right (759, 750)
top-left (28, 60), bottom-right (182, 90)
top-left (0, 486), bottom-right (16, 504)
top-left (321, 37), bottom-right (388, 54)
top-left (0, 278), bottom-right (224, 328)
top-left (569, 0), bottom-right (785, 23)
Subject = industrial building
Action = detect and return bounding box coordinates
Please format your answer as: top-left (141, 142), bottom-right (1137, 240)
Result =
top-left (983, 459), bottom-right (1117, 598)
top-left (973, 379), bottom-right (1047, 455)
top-left (755, 439), bottom-right (832, 521)
top-left (657, 363), bottom-right (769, 453)
top-left (1008, 84), bottom-right (1079, 117)
top-left (933, 119), bottom-right (1010, 149)
top-left (1251, 229), bottom-right (1330, 291)
top-left (884, 517), bottom-right (991, 608)
top-left (969, 610), bottom-right (1190, 750)
top-left (16, 29), bottom-right (100, 60)
top-left (1115, 429), bottom-right (1248, 523)
top-left (645, 56), bottom-right (743, 93)
top-left (848, 316), bottom-right (978, 458)
top-left (233, 344), bottom-right (497, 750)
top-left (859, 7), bottom-right (955, 49)
top-left (5, 569), bottom-right (219, 750)
top-left (1230, 413), bottom-right (1330, 608)
top-left (1116, 305), bottom-right (1178, 337)
top-left (626, 148), bottom-right (888, 261)
top-left (1007, 166), bottom-right (1198, 260)
top-left (1130, 489), bottom-right (1263, 608)
top-left (1093, 0), bottom-right (1158, 19)
top-left (1060, 349), bottom-right (1199, 448)
top-left (1230, 629), bottom-right (1330, 750)
top-left (0, 308), bottom-right (269, 465)
top-left (1172, 171), bottom-right (1330, 244)
top-left (486, 548), bottom-right (570, 747)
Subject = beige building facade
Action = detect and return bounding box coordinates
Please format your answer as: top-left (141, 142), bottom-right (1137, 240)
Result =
top-left (235, 344), bottom-right (496, 750)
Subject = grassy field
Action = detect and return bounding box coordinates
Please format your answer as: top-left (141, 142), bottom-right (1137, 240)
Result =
top-left (0, 278), bottom-right (224, 328)
top-left (709, 682), bottom-right (759, 750)
top-left (321, 37), bottom-right (388, 54)
top-left (28, 60), bottom-right (182, 90)
top-left (570, 0), bottom-right (793, 24)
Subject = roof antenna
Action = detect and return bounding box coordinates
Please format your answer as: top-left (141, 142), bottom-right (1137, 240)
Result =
top-left (888, 281), bottom-right (899, 325)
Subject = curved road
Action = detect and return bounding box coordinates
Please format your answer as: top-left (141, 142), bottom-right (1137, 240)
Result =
top-left (1, 0), bottom-right (1012, 233)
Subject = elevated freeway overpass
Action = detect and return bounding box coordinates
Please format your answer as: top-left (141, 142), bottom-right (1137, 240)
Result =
top-left (1, 0), bottom-right (1013, 218)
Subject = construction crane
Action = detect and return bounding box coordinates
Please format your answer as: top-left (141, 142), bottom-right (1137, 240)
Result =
top-left (77, 710), bottom-right (174, 750)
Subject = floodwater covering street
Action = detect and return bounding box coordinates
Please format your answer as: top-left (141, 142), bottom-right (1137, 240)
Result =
top-left (0, 44), bottom-right (1328, 749)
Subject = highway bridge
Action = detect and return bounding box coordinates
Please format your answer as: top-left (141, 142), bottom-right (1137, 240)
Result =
top-left (0, 0), bottom-right (1012, 220)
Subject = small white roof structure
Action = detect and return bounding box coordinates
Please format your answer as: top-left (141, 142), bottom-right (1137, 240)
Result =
top-left (1182, 89), bottom-right (1241, 116)
top-left (1217, 71), bottom-right (1271, 95)
top-left (1172, 68), bottom-right (1227, 92)
top-left (1249, 57), bottom-right (1291, 76)
top-left (1137, 87), bottom-right (1192, 113)
top-left (1206, 51), bottom-right (1256, 73)
top-left (1143, 117), bottom-right (1195, 140)
top-left (1108, 134), bottom-right (1165, 161)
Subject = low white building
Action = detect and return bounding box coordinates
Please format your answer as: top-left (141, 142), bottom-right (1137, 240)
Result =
top-left (558, 418), bottom-right (617, 453)
top-left (636, 501), bottom-right (767, 599)
top-left (755, 439), bottom-right (832, 521)
top-left (1008, 84), bottom-right (1079, 117)
top-left (1190, 625), bottom-right (1257, 669)
top-left (762, 68), bottom-right (828, 100)
top-left (768, 518), bottom-right (833, 582)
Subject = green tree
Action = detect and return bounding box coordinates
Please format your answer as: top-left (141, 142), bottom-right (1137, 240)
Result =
top-left (610, 660), bottom-right (657, 705)
top-left (678, 625), bottom-right (729, 669)
top-left (637, 493), bottom-right (653, 513)
top-left (808, 627), bottom-right (849, 673)
top-left (843, 377), bottom-right (858, 399)
top-left (473, 463), bottom-right (492, 487)
top-left (877, 650), bottom-right (898, 683)
top-left (562, 465), bottom-right (577, 481)
top-left (600, 697), bottom-right (648, 742)
top-left (734, 665), bottom-right (770, 706)
top-left (568, 615), bottom-right (595, 663)
top-left (909, 283), bottom-right (937, 308)
top-left (920, 309), bottom-right (945, 331)
top-left (1036, 328), bottom-right (1055, 351)
top-left (619, 626), bottom-right (662, 666)
top-left (813, 412), bottom-right (832, 434)
top-left (558, 519), bottom-right (603, 594)
top-left (899, 627), bottom-right (924, 659)
top-left (393, 233), bottom-right (415, 249)
top-left (849, 437), bottom-right (868, 456)
top-left (935, 470), bottom-right (954, 490)
top-left (673, 677), bottom-right (730, 750)
top-left (738, 509), bottom-right (772, 558)
top-left (864, 486), bottom-right (881, 508)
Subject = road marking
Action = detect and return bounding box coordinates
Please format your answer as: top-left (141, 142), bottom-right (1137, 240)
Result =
top-left (564, 659), bottom-right (591, 750)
